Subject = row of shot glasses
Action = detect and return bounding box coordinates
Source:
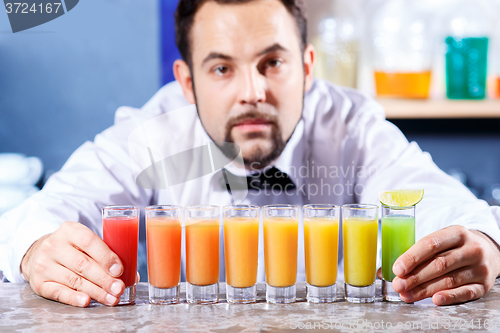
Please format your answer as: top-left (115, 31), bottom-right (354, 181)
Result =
top-left (102, 203), bottom-right (415, 305)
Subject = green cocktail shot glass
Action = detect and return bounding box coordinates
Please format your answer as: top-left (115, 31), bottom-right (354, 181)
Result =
top-left (381, 205), bottom-right (415, 301)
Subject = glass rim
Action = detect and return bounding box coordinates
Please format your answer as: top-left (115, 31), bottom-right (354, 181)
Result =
top-left (223, 204), bottom-right (260, 211)
top-left (262, 204), bottom-right (299, 210)
top-left (146, 204), bottom-right (182, 211)
top-left (303, 204), bottom-right (340, 210)
top-left (381, 203), bottom-right (416, 210)
top-left (185, 204), bottom-right (220, 211)
top-left (102, 205), bottom-right (139, 211)
top-left (341, 203), bottom-right (379, 210)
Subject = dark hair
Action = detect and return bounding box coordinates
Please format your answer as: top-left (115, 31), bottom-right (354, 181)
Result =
top-left (175, 0), bottom-right (307, 68)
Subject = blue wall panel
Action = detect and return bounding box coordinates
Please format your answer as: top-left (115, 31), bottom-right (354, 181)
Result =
top-left (160, 0), bottom-right (181, 84)
top-left (0, 0), bottom-right (161, 175)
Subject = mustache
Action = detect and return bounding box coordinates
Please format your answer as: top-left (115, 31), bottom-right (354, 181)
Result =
top-left (222, 109), bottom-right (285, 168)
top-left (225, 110), bottom-right (279, 131)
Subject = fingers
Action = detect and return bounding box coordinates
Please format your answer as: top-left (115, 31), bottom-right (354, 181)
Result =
top-left (396, 266), bottom-right (481, 303)
top-left (432, 283), bottom-right (486, 306)
top-left (393, 226), bottom-right (467, 277)
top-left (38, 282), bottom-right (91, 307)
top-left (35, 263), bottom-right (119, 307)
top-left (59, 221), bottom-right (123, 277)
top-left (25, 222), bottom-right (127, 307)
top-left (390, 227), bottom-right (500, 306)
top-left (54, 245), bottom-right (125, 299)
top-left (392, 247), bottom-right (476, 294)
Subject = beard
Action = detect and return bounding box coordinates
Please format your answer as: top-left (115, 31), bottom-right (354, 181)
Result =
top-left (221, 108), bottom-right (286, 169)
top-left (191, 77), bottom-right (302, 170)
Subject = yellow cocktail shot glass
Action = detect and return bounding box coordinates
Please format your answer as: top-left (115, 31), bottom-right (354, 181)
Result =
top-left (303, 204), bottom-right (340, 303)
top-left (223, 205), bottom-right (260, 304)
top-left (263, 204), bottom-right (299, 304)
top-left (342, 204), bottom-right (378, 303)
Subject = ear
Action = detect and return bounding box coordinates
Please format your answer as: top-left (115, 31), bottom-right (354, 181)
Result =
top-left (173, 59), bottom-right (196, 104)
top-left (303, 44), bottom-right (315, 93)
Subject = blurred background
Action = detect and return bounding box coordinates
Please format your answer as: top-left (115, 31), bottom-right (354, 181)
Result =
top-left (307, 0), bottom-right (500, 204)
top-left (1, 0), bottom-right (500, 281)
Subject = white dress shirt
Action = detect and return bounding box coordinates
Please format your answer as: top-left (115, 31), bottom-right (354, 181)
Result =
top-left (1, 79), bottom-right (499, 284)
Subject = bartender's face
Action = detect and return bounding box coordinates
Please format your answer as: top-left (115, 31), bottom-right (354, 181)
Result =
top-left (174, 0), bottom-right (314, 169)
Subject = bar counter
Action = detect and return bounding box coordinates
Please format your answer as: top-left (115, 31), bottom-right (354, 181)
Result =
top-left (1, 279), bottom-right (500, 332)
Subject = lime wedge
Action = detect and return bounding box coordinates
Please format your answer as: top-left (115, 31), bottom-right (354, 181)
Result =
top-left (379, 189), bottom-right (424, 207)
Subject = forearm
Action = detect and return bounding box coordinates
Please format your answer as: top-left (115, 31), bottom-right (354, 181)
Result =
top-left (0, 203), bottom-right (61, 283)
top-left (1, 148), bottom-right (149, 283)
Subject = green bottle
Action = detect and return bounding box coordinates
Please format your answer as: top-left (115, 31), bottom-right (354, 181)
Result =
top-left (445, 37), bottom-right (489, 99)
top-left (443, 0), bottom-right (494, 100)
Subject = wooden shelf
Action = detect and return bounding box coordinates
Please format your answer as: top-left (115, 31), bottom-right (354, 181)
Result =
top-left (378, 99), bottom-right (500, 119)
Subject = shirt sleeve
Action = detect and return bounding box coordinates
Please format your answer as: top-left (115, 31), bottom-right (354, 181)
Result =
top-left (0, 82), bottom-right (190, 283)
top-left (348, 97), bottom-right (500, 247)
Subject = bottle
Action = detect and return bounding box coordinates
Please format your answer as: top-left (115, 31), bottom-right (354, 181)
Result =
top-left (495, 10), bottom-right (500, 99)
top-left (488, 184), bottom-right (500, 206)
top-left (497, 70), bottom-right (500, 99)
top-left (368, 0), bottom-right (433, 99)
top-left (311, 0), bottom-right (360, 88)
top-left (496, 57), bottom-right (500, 98)
top-left (443, 0), bottom-right (492, 100)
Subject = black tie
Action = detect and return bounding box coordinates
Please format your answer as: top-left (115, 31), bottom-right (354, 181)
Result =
top-left (221, 167), bottom-right (296, 192)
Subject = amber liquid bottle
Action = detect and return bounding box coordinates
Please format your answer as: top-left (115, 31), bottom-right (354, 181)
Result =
top-left (369, 0), bottom-right (433, 99)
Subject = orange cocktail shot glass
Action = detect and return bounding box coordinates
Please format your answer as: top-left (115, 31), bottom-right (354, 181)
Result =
top-left (185, 205), bottom-right (220, 304)
top-left (223, 205), bottom-right (260, 304)
top-left (263, 204), bottom-right (299, 304)
top-left (146, 205), bottom-right (182, 304)
top-left (303, 204), bottom-right (340, 303)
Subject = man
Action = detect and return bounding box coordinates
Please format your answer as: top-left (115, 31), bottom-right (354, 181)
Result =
top-left (1, 0), bottom-right (499, 308)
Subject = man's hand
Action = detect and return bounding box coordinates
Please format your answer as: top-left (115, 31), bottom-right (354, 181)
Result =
top-left (391, 225), bottom-right (500, 305)
top-left (21, 221), bottom-right (125, 307)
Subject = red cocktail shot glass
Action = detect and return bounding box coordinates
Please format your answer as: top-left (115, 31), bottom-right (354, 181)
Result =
top-left (102, 205), bottom-right (139, 305)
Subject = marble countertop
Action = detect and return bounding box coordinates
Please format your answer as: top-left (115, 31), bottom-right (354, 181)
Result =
top-left (1, 280), bottom-right (500, 332)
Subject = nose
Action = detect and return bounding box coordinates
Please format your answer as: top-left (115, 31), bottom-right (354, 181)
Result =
top-left (239, 67), bottom-right (266, 105)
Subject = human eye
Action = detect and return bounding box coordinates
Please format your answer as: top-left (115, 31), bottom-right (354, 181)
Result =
top-left (266, 59), bottom-right (283, 68)
top-left (213, 65), bottom-right (230, 76)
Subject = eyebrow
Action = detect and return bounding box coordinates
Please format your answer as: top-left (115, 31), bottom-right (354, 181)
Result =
top-left (201, 52), bottom-right (233, 66)
top-left (257, 43), bottom-right (288, 56)
top-left (201, 43), bottom-right (289, 66)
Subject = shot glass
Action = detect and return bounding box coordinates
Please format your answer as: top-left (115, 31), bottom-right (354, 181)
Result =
top-left (263, 204), bottom-right (299, 304)
top-left (223, 205), bottom-right (260, 304)
top-left (185, 205), bottom-right (220, 304)
top-left (342, 204), bottom-right (378, 303)
top-left (146, 205), bottom-right (182, 304)
top-left (303, 204), bottom-right (340, 303)
top-left (381, 204), bottom-right (415, 301)
top-left (102, 205), bottom-right (139, 305)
